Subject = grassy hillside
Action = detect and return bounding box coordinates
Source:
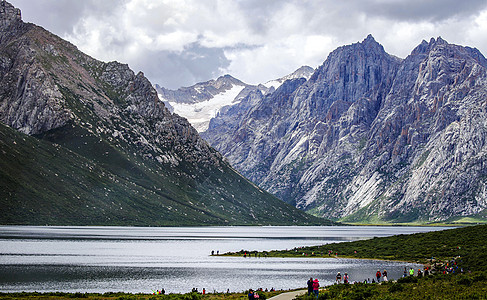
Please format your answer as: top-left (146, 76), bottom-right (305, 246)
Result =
top-left (0, 122), bottom-right (330, 226)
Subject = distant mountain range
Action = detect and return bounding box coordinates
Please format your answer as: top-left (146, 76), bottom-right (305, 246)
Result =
top-left (201, 34), bottom-right (487, 223)
top-left (0, 1), bottom-right (327, 226)
top-left (155, 66), bottom-right (314, 132)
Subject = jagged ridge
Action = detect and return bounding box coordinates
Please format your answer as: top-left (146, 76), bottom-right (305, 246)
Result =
top-left (203, 34), bottom-right (487, 223)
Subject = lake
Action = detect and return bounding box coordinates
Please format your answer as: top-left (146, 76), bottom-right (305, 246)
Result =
top-left (0, 226), bottom-right (451, 293)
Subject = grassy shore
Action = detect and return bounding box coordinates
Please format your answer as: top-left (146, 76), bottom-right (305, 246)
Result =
top-left (229, 225), bottom-right (487, 299)
top-left (223, 225), bottom-right (487, 271)
top-left (297, 272), bottom-right (487, 300)
top-left (0, 290), bottom-right (284, 300)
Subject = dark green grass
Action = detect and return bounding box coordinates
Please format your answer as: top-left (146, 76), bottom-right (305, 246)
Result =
top-left (297, 272), bottom-right (487, 300)
top-left (224, 225), bottom-right (487, 272)
top-left (0, 289), bottom-right (284, 300)
top-left (0, 122), bottom-right (330, 226)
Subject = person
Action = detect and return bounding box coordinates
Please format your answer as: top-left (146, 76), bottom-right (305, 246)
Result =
top-left (409, 267), bottom-right (414, 276)
top-left (312, 279), bottom-right (320, 298)
top-left (403, 267), bottom-right (407, 277)
top-left (383, 269), bottom-right (388, 281)
top-left (307, 277), bottom-right (314, 296)
top-left (161, 288), bottom-right (165, 295)
top-left (336, 272), bottom-right (342, 284)
top-left (203, 288), bottom-right (206, 295)
top-left (376, 270), bottom-right (381, 282)
top-left (343, 272), bottom-right (349, 284)
top-left (424, 267), bottom-right (429, 276)
top-left (417, 269), bottom-right (422, 277)
top-left (248, 289), bottom-right (254, 300)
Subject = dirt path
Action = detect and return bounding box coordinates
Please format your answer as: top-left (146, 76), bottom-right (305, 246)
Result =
top-left (268, 290), bottom-right (307, 300)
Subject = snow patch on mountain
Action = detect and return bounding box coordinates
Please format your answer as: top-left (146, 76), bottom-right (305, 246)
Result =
top-left (162, 85), bottom-right (246, 132)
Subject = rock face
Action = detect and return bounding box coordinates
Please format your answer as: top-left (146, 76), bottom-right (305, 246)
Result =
top-left (0, 1), bottom-right (325, 226)
top-left (203, 34), bottom-right (487, 222)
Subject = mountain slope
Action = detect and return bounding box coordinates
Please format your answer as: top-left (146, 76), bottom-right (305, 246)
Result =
top-left (0, 1), bottom-right (327, 226)
top-left (203, 35), bottom-right (487, 223)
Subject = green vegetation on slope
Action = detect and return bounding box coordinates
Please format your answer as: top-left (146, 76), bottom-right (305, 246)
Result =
top-left (287, 225), bottom-right (487, 299)
top-left (233, 225), bottom-right (487, 271)
top-left (0, 122), bottom-right (329, 226)
top-left (297, 272), bottom-right (487, 300)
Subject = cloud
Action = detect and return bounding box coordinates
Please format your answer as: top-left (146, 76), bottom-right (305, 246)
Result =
top-left (359, 0), bottom-right (487, 22)
top-left (9, 0), bottom-right (487, 89)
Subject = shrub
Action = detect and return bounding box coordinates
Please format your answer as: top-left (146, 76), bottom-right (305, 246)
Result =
top-left (397, 276), bottom-right (418, 283)
top-left (69, 292), bottom-right (88, 298)
top-left (472, 272), bottom-right (487, 283)
top-left (255, 291), bottom-right (267, 299)
top-left (182, 292), bottom-right (202, 300)
top-left (388, 283), bottom-right (404, 292)
top-left (456, 277), bottom-right (472, 286)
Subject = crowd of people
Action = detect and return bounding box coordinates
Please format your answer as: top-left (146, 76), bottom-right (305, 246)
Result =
top-left (158, 257), bottom-right (464, 298)
top-left (152, 288), bottom-right (165, 295)
top-left (303, 262), bottom-right (451, 298)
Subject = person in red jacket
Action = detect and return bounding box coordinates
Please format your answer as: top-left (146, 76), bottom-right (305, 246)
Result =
top-left (376, 270), bottom-right (382, 282)
top-left (312, 278), bottom-right (320, 298)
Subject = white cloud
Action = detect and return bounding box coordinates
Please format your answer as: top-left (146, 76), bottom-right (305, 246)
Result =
top-left (9, 0), bottom-right (487, 89)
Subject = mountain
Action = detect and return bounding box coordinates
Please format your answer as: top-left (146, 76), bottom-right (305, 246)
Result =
top-left (155, 66), bottom-right (314, 132)
top-left (202, 34), bottom-right (487, 223)
top-left (263, 66), bottom-right (315, 89)
top-left (0, 1), bottom-right (327, 226)
top-left (155, 75), bottom-right (254, 132)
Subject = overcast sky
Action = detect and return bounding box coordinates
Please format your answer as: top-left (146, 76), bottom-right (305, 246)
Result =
top-left (9, 0), bottom-right (487, 89)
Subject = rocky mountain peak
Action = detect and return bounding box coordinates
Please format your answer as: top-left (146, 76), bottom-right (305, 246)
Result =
top-left (203, 35), bottom-right (487, 223)
top-left (411, 40), bottom-right (431, 55)
top-left (412, 37), bottom-right (452, 56)
top-left (362, 34), bottom-right (378, 45)
top-left (264, 65), bottom-right (314, 89)
top-left (288, 66), bottom-right (314, 78)
top-left (430, 36), bottom-right (447, 45)
top-left (0, 0), bottom-right (21, 28)
top-left (210, 74), bottom-right (245, 90)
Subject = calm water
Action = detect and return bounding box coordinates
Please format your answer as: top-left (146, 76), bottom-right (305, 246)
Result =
top-left (0, 226), bottom-right (450, 293)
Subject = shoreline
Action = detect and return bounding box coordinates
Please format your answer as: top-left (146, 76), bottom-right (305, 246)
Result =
top-left (215, 253), bottom-right (427, 268)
